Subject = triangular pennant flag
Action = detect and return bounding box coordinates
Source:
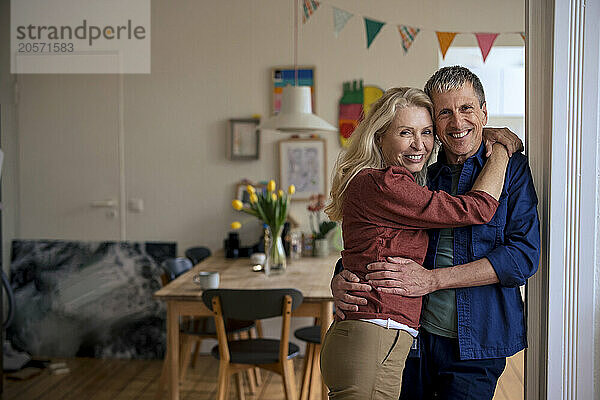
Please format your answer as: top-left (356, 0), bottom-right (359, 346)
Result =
top-left (436, 32), bottom-right (457, 59)
top-left (332, 7), bottom-right (353, 38)
top-left (364, 18), bottom-right (386, 49)
top-left (397, 25), bottom-right (420, 53)
top-left (302, 0), bottom-right (320, 24)
top-left (520, 32), bottom-right (526, 42)
top-left (475, 33), bottom-right (499, 62)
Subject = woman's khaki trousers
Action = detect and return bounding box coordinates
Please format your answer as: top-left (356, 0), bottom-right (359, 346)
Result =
top-left (320, 320), bottom-right (414, 400)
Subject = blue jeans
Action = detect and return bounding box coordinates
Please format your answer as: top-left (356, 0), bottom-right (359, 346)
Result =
top-left (399, 330), bottom-right (506, 400)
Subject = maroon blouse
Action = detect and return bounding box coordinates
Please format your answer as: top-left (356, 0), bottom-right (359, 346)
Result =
top-left (341, 166), bottom-right (499, 328)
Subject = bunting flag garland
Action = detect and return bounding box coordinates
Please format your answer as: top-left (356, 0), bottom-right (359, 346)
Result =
top-left (436, 32), bottom-right (457, 59)
top-left (332, 7), bottom-right (353, 38)
top-left (302, 0), bottom-right (320, 24)
top-left (475, 33), bottom-right (499, 62)
top-left (297, 1), bottom-right (523, 61)
top-left (397, 25), bottom-right (420, 53)
top-left (364, 18), bottom-right (386, 49)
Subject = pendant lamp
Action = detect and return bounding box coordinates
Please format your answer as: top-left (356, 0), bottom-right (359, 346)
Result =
top-left (259, 0), bottom-right (337, 133)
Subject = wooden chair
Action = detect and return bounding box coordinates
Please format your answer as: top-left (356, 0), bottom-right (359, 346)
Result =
top-left (294, 324), bottom-right (322, 400)
top-left (202, 288), bottom-right (303, 400)
top-left (160, 257), bottom-right (258, 380)
top-left (156, 260), bottom-right (260, 400)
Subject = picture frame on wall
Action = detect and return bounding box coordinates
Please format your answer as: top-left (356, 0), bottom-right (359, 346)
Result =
top-left (228, 118), bottom-right (260, 160)
top-left (271, 66), bottom-right (316, 115)
top-left (235, 180), bottom-right (267, 206)
top-left (279, 138), bottom-right (327, 201)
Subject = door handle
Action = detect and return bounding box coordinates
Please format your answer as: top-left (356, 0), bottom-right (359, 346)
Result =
top-left (90, 199), bottom-right (117, 208)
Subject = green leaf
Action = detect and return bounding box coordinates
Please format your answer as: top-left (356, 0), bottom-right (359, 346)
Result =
top-left (315, 221), bottom-right (337, 239)
top-left (254, 197), bottom-right (268, 223)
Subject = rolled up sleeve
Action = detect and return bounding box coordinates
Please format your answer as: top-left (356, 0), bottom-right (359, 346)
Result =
top-left (485, 156), bottom-right (540, 287)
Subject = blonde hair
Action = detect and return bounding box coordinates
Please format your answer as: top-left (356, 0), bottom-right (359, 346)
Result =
top-left (325, 87), bottom-right (437, 221)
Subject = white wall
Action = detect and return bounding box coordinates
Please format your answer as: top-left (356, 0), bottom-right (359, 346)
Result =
top-left (10, 0), bottom-right (525, 254)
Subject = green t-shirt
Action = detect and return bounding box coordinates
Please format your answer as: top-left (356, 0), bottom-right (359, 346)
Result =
top-left (420, 164), bottom-right (462, 338)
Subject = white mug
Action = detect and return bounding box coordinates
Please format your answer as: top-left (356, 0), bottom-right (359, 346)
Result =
top-left (250, 252), bottom-right (266, 265)
top-left (193, 271), bottom-right (220, 289)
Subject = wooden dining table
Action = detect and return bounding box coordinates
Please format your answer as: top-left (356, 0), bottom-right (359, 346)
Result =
top-left (154, 251), bottom-right (339, 400)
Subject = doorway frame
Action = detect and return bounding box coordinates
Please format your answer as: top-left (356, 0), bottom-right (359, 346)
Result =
top-left (526, 0), bottom-right (600, 398)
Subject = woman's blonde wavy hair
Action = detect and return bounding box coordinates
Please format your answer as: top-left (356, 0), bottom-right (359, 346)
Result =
top-left (325, 87), bottom-right (438, 221)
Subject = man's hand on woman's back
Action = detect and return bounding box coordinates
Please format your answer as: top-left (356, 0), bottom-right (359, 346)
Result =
top-left (331, 270), bottom-right (371, 319)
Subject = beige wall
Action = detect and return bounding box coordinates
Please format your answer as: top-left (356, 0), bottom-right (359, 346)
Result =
top-left (10, 0), bottom-right (524, 254)
top-left (1, 0), bottom-right (18, 274)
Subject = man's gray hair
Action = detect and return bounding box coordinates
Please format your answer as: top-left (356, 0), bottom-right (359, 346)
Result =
top-left (424, 66), bottom-right (486, 106)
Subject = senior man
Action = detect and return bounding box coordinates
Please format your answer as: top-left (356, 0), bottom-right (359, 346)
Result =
top-left (331, 66), bottom-right (540, 400)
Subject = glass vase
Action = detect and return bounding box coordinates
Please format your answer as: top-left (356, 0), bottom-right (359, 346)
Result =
top-left (264, 226), bottom-right (287, 275)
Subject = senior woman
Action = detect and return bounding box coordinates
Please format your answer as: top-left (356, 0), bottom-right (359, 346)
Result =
top-left (320, 87), bottom-right (509, 400)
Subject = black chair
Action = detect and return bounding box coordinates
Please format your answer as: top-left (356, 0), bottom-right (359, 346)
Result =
top-left (157, 257), bottom-right (257, 397)
top-left (185, 246), bottom-right (212, 265)
top-left (161, 257), bottom-right (193, 284)
top-left (203, 289), bottom-right (303, 400)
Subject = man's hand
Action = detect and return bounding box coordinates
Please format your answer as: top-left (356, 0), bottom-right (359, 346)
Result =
top-left (365, 257), bottom-right (438, 297)
top-left (482, 127), bottom-right (524, 157)
top-left (331, 270), bottom-right (372, 319)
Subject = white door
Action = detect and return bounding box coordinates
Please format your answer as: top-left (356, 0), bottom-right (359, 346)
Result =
top-left (17, 74), bottom-right (122, 240)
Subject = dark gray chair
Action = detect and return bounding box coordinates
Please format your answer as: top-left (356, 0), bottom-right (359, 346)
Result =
top-left (185, 246), bottom-right (212, 265)
top-left (161, 257), bottom-right (193, 283)
top-left (158, 257), bottom-right (256, 394)
top-left (202, 289), bottom-right (303, 400)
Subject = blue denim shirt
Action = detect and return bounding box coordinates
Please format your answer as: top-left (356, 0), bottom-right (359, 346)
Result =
top-left (425, 143), bottom-right (540, 359)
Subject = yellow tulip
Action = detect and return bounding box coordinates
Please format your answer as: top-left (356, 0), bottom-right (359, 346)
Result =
top-left (231, 199), bottom-right (243, 210)
top-left (250, 193), bottom-right (258, 204)
top-left (271, 193), bottom-right (277, 202)
top-left (230, 221), bottom-right (242, 230)
top-left (288, 184), bottom-right (296, 195)
top-left (278, 190), bottom-right (284, 198)
top-left (246, 185), bottom-right (255, 194)
top-left (267, 180), bottom-right (276, 192)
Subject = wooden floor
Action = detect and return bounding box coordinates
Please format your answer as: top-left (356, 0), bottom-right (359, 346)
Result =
top-left (494, 350), bottom-right (524, 400)
top-left (3, 351), bottom-right (523, 400)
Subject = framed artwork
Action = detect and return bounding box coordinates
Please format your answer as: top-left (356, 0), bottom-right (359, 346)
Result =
top-left (228, 118), bottom-right (260, 160)
top-left (235, 180), bottom-right (267, 206)
top-left (279, 138), bottom-right (327, 201)
top-left (271, 66), bottom-right (316, 115)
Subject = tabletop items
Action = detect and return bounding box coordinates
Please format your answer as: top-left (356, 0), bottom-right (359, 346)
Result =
top-left (231, 180), bottom-right (295, 274)
top-left (227, 180), bottom-right (343, 275)
top-left (222, 220), bottom-right (340, 276)
top-left (192, 271), bottom-right (220, 289)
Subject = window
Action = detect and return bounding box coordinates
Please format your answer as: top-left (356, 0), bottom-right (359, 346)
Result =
top-left (440, 46), bottom-right (525, 143)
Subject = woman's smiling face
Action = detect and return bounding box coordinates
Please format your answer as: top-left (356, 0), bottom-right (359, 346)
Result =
top-left (379, 105), bottom-right (435, 173)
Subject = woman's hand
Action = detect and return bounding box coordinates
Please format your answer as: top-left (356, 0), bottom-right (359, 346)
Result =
top-left (482, 127), bottom-right (523, 157)
top-left (331, 270), bottom-right (372, 319)
top-left (365, 257), bottom-right (438, 297)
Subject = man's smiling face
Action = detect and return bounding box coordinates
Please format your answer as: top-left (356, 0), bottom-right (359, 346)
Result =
top-left (430, 83), bottom-right (488, 164)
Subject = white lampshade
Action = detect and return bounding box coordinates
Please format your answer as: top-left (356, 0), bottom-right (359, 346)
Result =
top-left (260, 86), bottom-right (337, 132)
